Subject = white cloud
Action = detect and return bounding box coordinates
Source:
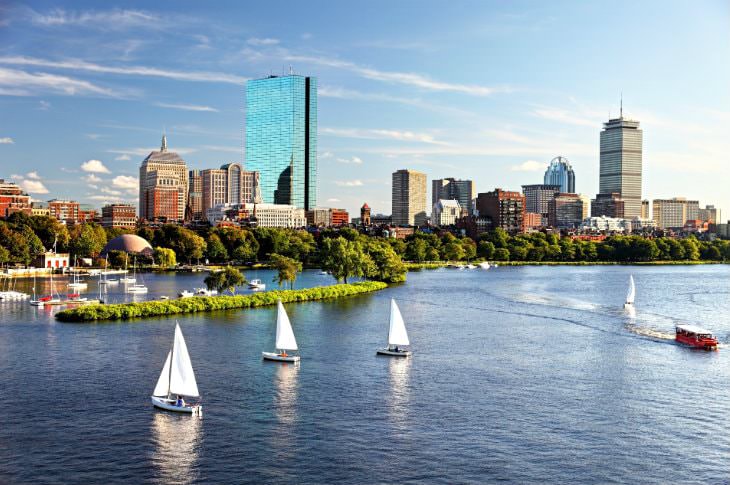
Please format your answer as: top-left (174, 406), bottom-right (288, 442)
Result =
top-left (327, 198), bottom-right (341, 202)
top-left (19, 180), bottom-right (49, 194)
top-left (0, 56), bottom-right (247, 85)
top-left (83, 174), bottom-right (102, 183)
top-left (100, 187), bottom-right (122, 196)
top-left (0, 67), bottom-right (119, 97)
top-left (80, 159), bottom-right (110, 173)
top-left (26, 171), bottom-right (40, 179)
top-left (112, 175), bottom-right (138, 190)
top-left (200, 145), bottom-right (241, 153)
top-left (510, 160), bottom-right (545, 172)
top-left (247, 37), bottom-right (279, 46)
top-left (335, 180), bottom-right (364, 187)
top-left (29, 8), bottom-right (160, 29)
top-left (336, 156), bottom-right (363, 164)
top-left (38, 100), bottom-right (51, 110)
top-left (322, 127), bottom-right (448, 145)
top-left (0, 137), bottom-right (14, 144)
top-left (155, 102), bottom-right (219, 112)
top-left (114, 154), bottom-right (131, 161)
top-left (319, 151), bottom-right (333, 159)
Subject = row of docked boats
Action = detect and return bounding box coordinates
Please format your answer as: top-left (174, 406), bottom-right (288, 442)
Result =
top-left (622, 275), bottom-right (718, 350)
top-left (152, 298), bottom-right (411, 415)
top-left (178, 279), bottom-right (266, 298)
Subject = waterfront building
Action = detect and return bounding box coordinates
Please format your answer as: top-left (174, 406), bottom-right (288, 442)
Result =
top-left (581, 216), bottom-right (630, 233)
top-left (524, 212), bottom-right (543, 231)
top-left (641, 199), bottom-right (650, 219)
top-left (698, 205), bottom-right (721, 224)
top-left (30, 202), bottom-right (49, 217)
top-left (245, 74), bottom-right (317, 210)
top-left (652, 197), bottom-right (700, 229)
top-left (101, 204), bottom-right (137, 229)
top-left (598, 112), bottom-right (643, 218)
top-left (0, 179), bottom-right (31, 218)
top-left (306, 207), bottom-right (349, 227)
top-left (591, 192), bottom-right (625, 218)
top-left (543, 156), bottom-right (575, 193)
top-left (522, 184), bottom-right (560, 220)
top-left (187, 170), bottom-right (203, 221)
top-left (548, 193), bottom-right (588, 229)
top-left (35, 251), bottom-right (70, 269)
top-left (392, 169), bottom-right (427, 226)
top-left (475, 188), bottom-right (525, 233)
top-left (360, 203), bottom-right (371, 227)
top-left (206, 202), bottom-right (306, 228)
top-left (432, 178), bottom-right (474, 215)
top-left (432, 199), bottom-right (461, 227)
top-left (139, 135), bottom-right (188, 222)
top-left (48, 199), bottom-right (80, 224)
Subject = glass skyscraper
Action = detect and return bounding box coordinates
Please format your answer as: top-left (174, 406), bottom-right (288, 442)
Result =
top-left (543, 156), bottom-right (575, 193)
top-left (245, 74), bottom-right (317, 210)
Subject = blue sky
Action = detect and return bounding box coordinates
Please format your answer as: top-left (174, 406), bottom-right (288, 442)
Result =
top-left (0, 1), bottom-right (728, 217)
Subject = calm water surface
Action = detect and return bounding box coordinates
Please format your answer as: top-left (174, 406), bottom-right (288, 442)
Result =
top-left (1, 266), bottom-right (729, 484)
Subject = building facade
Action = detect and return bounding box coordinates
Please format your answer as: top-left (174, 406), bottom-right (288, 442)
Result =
top-left (31, 202), bottom-right (50, 217)
top-left (187, 170), bottom-right (203, 221)
top-left (543, 156), bottom-right (575, 193)
top-left (200, 164), bottom-right (261, 221)
top-left (522, 184), bottom-right (560, 221)
top-left (139, 135), bottom-right (188, 222)
top-left (598, 115), bottom-right (643, 218)
top-left (548, 193), bottom-right (588, 229)
top-left (101, 204), bottom-right (137, 229)
top-left (392, 169), bottom-right (427, 226)
top-left (305, 207), bottom-right (349, 227)
top-left (698, 205), bottom-right (721, 224)
top-left (0, 179), bottom-right (31, 219)
top-left (206, 203), bottom-right (306, 228)
top-left (48, 199), bottom-right (80, 224)
top-left (652, 198), bottom-right (700, 229)
top-left (360, 203), bottom-right (371, 227)
top-left (591, 192), bottom-right (626, 219)
top-left (475, 189), bottom-right (525, 233)
top-left (432, 178), bottom-right (474, 215)
top-left (432, 199), bottom-right (461, 227)
top-left (245, 74), bottom-right (317, 210)
top-left (581, 216), bottom-right (631, 233)
top-left (641, 199), bottom-right (650, 219)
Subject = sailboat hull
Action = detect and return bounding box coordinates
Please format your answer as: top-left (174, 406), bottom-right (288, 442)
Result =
top-left (262, 352), bottom-right (300, 362)
top-left (151, 396), bottom-right (202, 414)
top-left (376, 348), bottom-right (411, 357)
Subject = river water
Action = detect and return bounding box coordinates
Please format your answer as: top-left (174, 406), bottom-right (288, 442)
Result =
top-left (1, 265), bottom-right (729, 484)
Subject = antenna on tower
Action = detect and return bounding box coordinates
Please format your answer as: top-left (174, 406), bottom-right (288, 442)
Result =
top-left (620, 91), bottom-right (623, 118)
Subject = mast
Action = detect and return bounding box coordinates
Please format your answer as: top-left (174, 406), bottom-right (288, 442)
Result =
top-left (167, 329), bottom-right (175, 399)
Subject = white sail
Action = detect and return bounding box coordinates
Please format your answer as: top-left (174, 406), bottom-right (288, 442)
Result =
top-left (169, 324), bottom-right (200, 397)
top-left (626, 275), bottom-right (636, 305)
top-left (275, 301), bottom-right (298, 351)
top-left (388, 299), bottom-right (410, 346)
top-left (153, 351), bottom-right (172, 397)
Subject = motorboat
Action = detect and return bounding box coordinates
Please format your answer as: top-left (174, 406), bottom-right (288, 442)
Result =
top-left (465, 264), bottom-right (477, 269)
top-left (262, 301), bottom-right (301, 363)
top-left (248, 279), bottom-right (266, 290)
top-left (194, 288), bottom-right (217, 296)
top-left (624, 275), bottom-right (636, 309)
top-left (377, 299), bottom-right (412, 357)
top-left (178, 290), bottom-right (195, 298)
top-left (675, 325), bottom-right (718, 350)
top-left (151, 323), bottom-right (202, 415)
top-left (478, 262), bottom-right (490, 270)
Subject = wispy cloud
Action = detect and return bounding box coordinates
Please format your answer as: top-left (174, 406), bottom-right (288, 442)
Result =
top-left (336, 156), bottom-right (363, 164)
top-left (26, 171), bottom-right (40, 179)
top-left (510, 160), bottom-right (544, 172)
top-left (0, 56), bottom-right (248, 85)
top-left (0, 67), bottom-right (120, 97)
top-left (80, 159), bottom-right (110, 173)
top-left (29, 8), bottom-right (160, 29)
top-left (114, 154), bottom-right (131, 161)
top-left (335, 180), bottom-right (364, 187)
top-left (155, 102), bottom-right (219, 112)
top-left (38, 100), bottom-right (51, 110)
top-left (108, 147), bottom-right (196, 156)
top-left (322, 127), bottom-right (448, 145)
top-left (0, 137), bottom-right (14, 144)
top-left (326, 198), bottom-right (340, 202)
top-left (247, 37), bottom-right (279, 46)
top-left (83, 174), bottom-right (102, 183)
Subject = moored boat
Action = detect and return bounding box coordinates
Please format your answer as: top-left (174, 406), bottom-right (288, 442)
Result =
top-left (262, 301), bottom-right (300, 363)
top-left (178, 290), bottom-right (195, 298)
top-left (248, 279), bottom-right (266, 290)
top-left (377, 299), bottom-right (411, 357)
top-left (675, 325), bottom-right (718, 350)
top-left (151, 323), bottom-right (202, 415)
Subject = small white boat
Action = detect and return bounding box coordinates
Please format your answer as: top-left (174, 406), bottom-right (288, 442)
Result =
top-left (624, 275), bottom-right (635, 309)
top-left (248, 279), bottom-right (266, 290)
top-left (119, 254), bottom-right (136, 283)
top-left (319, 270), bottom-right (328, 276)
top-left (30, 272), bottom-right (64, 306)
top-left (262, 301), bottom-right (301, 363)
top-left (151, 323), bottom-right (202, 415)
top-left (68, 266), bottom-right (87, 289)
top-left (119, 276), bottom-right (137, 284)
top-left (128, 284), bottom-right (148, 294)
top-left (478, 262), bottom-right (490, 270)
top-left (178, 290), bottom-right (195, 298)
top-left (466, 264), bottom-right (477, 269)
top-left (377, 299), bottom-right (411, 357)
top-left (194, 288), bottom-right (217, 296)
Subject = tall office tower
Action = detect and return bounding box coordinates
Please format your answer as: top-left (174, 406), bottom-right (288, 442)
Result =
top-left (475, 189), bottom-right (526, 233)
top-left (201, 163), bottom-right (261, 220)
top-left (245, 74), bottom-right (317, 210)
top-left (543, 156), bottom-right (575, 193)
top-left (641, 199), bottom-right (650, 219)
top-left (392, 169), bottom-right (427, 226)
top-left (139, 135), bottom-right (188, 222)
top-left (522, 184), bottom-right (560, 218)
top-left (432, 178), bottom-right (475, 215)
top-left (187, 170), bottom-right (203, 221)
top-left (598, 110), bottom-right (643, 218)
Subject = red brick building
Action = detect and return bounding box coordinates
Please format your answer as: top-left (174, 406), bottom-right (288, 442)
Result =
top-left (102, 204), bottom-right (137, 229)
top-left (475, 189), bottom-right (526, 233)
top-left (48, 199), bottom-right (80, 224)
top-left (0, 179), bottom-right (31, 219)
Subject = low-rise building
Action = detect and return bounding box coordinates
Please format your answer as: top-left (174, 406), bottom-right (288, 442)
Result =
top-left (31, 202), bottom-right (50, 217)
top-left (306, 207), bottom-right (350, 227)
top-left (0, 179), bottom-right (31, 218)
top-left (206, 203), bottom-right (306, 228)
top-left (102, 204), bottom-right (137, 229)
top-left (524, 212), bottom-right (543, 231)
top-left (48, 199), bottom-right (80, 224)
top-left (631, 217), bottom-right (657, 232)
top-left (652, 197), bottom-right (700, 229)
top-left (35, 252), bottom-right (70, 269)
top-left (581, 216), bottom-right (630, 233)
top-left (698, 205), bottom-right (721, 224)
top-left (432, 199), bottom-right (461, 226)
top-left (78, 204), bottom-right (99, 223)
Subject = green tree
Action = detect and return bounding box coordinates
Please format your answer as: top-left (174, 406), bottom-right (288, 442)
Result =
top-left (0, 224), bottom-right (30, 264)
top-left (681, 238), bottom-right (700, 261)
top-left (206, 233), bottom-right (229, 262)
top-left (69, 223), bottom-right (107, 258)
top-left (320, 236), bottom-right (373, 283)
top-left (20, 225), bottom-right (45, 261)
top-left (442, 241), bottom-right (466, 261)
top-left (156, 225), bottom-right (207, 263)
top-left (0, 245), bottom-right (9, 264)
top-left (154, 247), bottom-right (177, 268)
top-left (29, 216), bottom-right (70, 251)
top-left (204, 266), bottom-right (246, 295)
top-left (493, 248), bottom-right (510, 261)
top-left (461, 238), bottom-right (477, 261)
top-left (405, 238), bottom-right (428, 262)
top-left (365, 239), bottom-right (407, 283)
top-left (478, 240), bottom-right (495, 259)
top-left (271, 253), bottom-right (303, 289)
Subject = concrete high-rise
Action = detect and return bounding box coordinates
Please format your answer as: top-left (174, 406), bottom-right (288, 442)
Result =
top-left (392, 169), bottom-right (427, 226)
top-left (187, 170), bottom-right (203, 221)
top-left (139, 135), bottom-right (188, 222)
top-left (598, 111), bottom-right (643, 218)
top-left (201, 163), bottom-right (261, 221)
top-left (522, 184), bottom-right (560, 219)
top-left (245, 74), bottom-right (317, 210)
top-left (543, 156), bottom-right (575, 193)
top-left (432, 178), bottom-right (474, 215)
top-left (652, 198), bottom-right (699, 229)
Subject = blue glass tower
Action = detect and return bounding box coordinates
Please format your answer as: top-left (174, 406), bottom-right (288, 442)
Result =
top-left (543, 156), bottom-right (575, 193)
top-left (245, 74), bottom-right (317, 210)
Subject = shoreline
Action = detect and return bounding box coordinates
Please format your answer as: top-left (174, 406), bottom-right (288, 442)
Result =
top-left (405, 260), bottom-right (727, 269)
top-left (54, 281), bottom-right (388, 323)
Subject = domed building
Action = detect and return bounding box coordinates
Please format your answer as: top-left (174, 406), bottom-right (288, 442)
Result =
top-left (101, 234), bottom-right (154, 257)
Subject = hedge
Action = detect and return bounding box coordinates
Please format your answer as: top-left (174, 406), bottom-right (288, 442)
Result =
top-left (55, 281), bottom-right (388, 322)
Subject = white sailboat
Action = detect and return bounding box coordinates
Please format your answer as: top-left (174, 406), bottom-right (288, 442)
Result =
top-left (67, 260), bottom-right (88, 290)
top-left (100, 255), bottom-right (118, 285)
top-left (377, 299), bottom-right (411, 357)
top-left (127, 256), bottom-right (148, 294)
top-left (119, 254), bottom-right (136, 284)
top-left (624, 275), bottom-right (636, 308)
top-left (30, 270), bottom-right (64, 306)
top-left (151, 323), bottom-right (202, 415)
top-left (478, 261), bottom-right (491, 270)
top-left (262, 301), bottom-right (301, 362)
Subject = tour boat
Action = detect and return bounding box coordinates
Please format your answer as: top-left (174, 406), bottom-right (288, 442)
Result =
top-left (151, 323), bottom-right (202, 415)
top-left (377, 299), bottom-right (411, 357)
top-left (262, 301), bottom-right (300, 362)
top-left (178, 290), bottom-right (195, 298)
top-left (624, 275), bottom-right (636, 308)
top-left (478, 262), bottom-right (490, 270)
top-left (248, 279), bottom-right (266, 290)
top-left (675, 325), bottom-right (718, 350)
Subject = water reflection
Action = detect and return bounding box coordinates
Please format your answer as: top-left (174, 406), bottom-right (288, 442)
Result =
top-left (386, 357), bottom-right (411, 427)
top-left (151, 412), bottom-right (202, 484)
top-left (624, 305), bottom-right (636, 319)
top-left (273, 363), bottom-right (299, 425)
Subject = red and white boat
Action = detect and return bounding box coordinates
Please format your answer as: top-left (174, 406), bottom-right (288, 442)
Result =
top-left (675, 325), bottom-right (718, 350)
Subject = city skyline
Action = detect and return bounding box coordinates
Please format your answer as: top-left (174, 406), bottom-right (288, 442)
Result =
top-left (0, 1), bottom-right (728, 217)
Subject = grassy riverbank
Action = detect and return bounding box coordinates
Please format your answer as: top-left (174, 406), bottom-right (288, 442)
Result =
top-left (55, 281), bottom-right (387, 323)
top-left (405, 260), bottom-right (726, 270)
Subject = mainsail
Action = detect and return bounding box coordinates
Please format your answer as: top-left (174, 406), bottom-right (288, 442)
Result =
top-left (388, 299), bottom-right (410, 346)
top-left (275, 301), bottom-right (298, 351)
top-left (153, 324), bottom-right (200, 398)
top-left (626, 275), bottom-right (636, 305)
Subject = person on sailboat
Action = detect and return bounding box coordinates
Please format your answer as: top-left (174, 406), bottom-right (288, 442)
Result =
top-left (176, 395), bottom-right (184, 407)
